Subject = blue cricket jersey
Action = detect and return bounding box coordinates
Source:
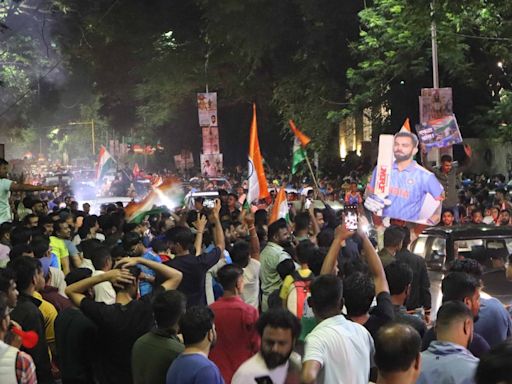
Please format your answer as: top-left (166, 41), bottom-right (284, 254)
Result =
top-left (368, 160), bottom-right (444, 221)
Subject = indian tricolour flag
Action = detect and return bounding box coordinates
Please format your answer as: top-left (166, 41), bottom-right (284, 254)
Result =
top-left (269, 186), bottom-right (289, 224)
top-left (125, 178), bottom-right (183, 223)
top-left (96, 146), bottom-right (115, 181)
top-left (289, 120), bottom-right (311, 174)
top-left (247, 103), bottom-right (269, 204)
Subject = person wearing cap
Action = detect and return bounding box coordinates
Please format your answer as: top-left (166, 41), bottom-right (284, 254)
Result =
top-left (365, 131), bottom-right (444, 224)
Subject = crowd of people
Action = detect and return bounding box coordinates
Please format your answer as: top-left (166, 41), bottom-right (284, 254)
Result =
top-left (1, 153), bottom-right (512, 384)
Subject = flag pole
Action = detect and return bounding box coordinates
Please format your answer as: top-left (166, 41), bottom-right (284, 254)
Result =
top-left (304, 151), bottom-right (321, 193)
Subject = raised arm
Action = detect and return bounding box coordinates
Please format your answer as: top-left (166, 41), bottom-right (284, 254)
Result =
top-left (357, 222), bottom-right (389, 295)
top-left (244, 212), bottom-right (260, 260)
top-left (457, 144), bottom-right (472, 174)
top-left (193, 213), bottom-right (208, 256)
top-left (65, 269), bottom-right (134, 306)
top-left (320, 224), bottom-right (354, 275)
top-left (10, 183), bottom-right (56, 192)
top-left (420, 145), bottom-right (434, 172)
top-left (211, 199), bottom-right (225, 254)
top-left (308, 204), bottom-right (320, 239)
top-left (124, 256), bottom-right (183, 291)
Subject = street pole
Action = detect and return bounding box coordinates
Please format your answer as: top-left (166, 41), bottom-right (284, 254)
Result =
top-left (430, 0), bottom-right (443, 165)
top-left (431, 0), bottom-right (439, 89)
top-left (91, 119), bottom-right (96, 155)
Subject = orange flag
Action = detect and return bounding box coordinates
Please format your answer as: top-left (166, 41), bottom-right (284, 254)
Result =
top-left (247, 104), bottom-right (269, 203)
top-left (289, 120), bottom-right (311, 147)
top-left (400, 118), bottom-right (411, 132)
top-left (269, 187), bottom-right (289, 225)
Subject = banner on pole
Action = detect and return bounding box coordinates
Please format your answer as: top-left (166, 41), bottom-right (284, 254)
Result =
top-left (197, 93), bottom-right (218, 127)
top-left (201, 153), bottom-right (223, 177)
top-left (174, 150), bottom-right (194, 172)
top-left (419, 88), bottom-right (453, 124)
top-left (202, 126), bottom-right (220, 154)
top-left (416, 115), bottom-right (463, 150)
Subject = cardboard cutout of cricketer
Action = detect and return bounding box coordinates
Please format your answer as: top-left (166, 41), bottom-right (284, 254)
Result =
top-left (365, 129), bottom-right (444, 225)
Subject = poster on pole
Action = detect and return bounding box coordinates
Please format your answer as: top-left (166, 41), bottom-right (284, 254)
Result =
top-left (174, 150), bottom-right (194, 172)
top-left (200, 153), bottom-right (223, 177)
top-left (416, 115), bottom-right (463, 150)
top-left (365, 133), bottom-right (444, 225)
top-left (202, 126), bottom-right (220, 154)
top-left (197, 92), bottom-right (218, 127)
top-left (419, 88), bottom-right (453, 124)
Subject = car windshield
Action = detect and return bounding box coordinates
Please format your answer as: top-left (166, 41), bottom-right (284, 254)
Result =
top-left (454, 238), bottom-right (511, 270)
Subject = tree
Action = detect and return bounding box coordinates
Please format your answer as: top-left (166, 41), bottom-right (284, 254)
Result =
top-left (346, 0), bottom-right (512, 139)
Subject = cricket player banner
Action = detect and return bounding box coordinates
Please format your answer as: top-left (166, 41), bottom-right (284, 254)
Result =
top-left (197, 92), bottom-right (218, 127)
top-left (416, 115), bottom-right (463, 150)
top-left (364, 132), bottom-right (444, 225)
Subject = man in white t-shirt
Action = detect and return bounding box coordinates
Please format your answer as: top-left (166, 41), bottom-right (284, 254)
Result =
top-left (302, 274), bottom-right (375, 384)
top-left (0, 159), bottom-right (55, 224)
top-left (91, 247), bottom-right (116, 304)
top-left (232, 308), bottom-right (301, 384)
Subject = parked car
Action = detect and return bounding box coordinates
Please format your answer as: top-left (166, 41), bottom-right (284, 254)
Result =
top-left (412, 224), bottom-right (512, 309)
top-left (411, 225), bottom-right (512, 272)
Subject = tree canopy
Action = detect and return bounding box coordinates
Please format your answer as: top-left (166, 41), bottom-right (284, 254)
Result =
top-left (1, 0), bottom-right (512, 165)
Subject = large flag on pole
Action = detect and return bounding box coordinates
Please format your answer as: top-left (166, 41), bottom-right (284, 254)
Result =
top-left (289, 120), bottom-right (311, 174)
top-left (247, 103), bottom-right (269, 204)
top-left (269, 187), bottom-right (289, 224)
top-left (96, 146), bottom-right (115, 181)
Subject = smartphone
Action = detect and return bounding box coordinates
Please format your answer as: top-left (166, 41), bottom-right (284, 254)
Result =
top-left (344, 204), bottom-right (358, 231)
top-left (203, 199), bottom-right (215, 209)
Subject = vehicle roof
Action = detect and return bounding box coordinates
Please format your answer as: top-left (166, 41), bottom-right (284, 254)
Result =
top-left (422, 225), bottom-right (512, 239)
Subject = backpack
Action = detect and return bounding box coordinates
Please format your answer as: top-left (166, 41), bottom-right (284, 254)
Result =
top-left (286, 270), bottom-right (314, 319)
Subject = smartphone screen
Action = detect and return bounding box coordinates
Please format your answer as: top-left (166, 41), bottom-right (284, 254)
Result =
top-left (344, 204), bottom-right (358, 231)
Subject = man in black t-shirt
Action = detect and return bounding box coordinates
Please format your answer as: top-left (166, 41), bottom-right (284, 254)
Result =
top-left (343, 229), bottom-right (394, 339)
top-left (55, 268), bottom-right (98, 384)
top-left (165, 199), bottom-right (225, 307)
top-left (65, 256), bottom-right (182, 384)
